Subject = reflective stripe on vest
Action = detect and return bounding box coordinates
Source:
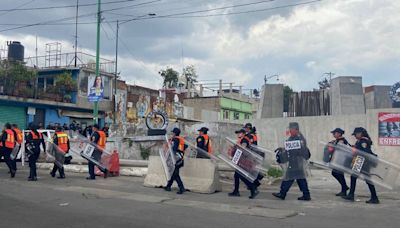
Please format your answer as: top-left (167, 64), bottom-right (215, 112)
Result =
top-left (4, 129), bottom-right (15, 149)
top-left (202, 134), bottom-right (213, 154)
top-left (97, 131), bottom-right (106, 149)
top-left (174, 136), bottom-right (185, 153)
top-left (14, 128), bottom-right (23, 144)
top-left (56, 132), bottom-right (69, 153)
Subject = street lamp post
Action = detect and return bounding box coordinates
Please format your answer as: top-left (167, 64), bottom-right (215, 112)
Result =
top-left (93, 0), bottom-right (101, 125)
top-left (113, 13), bottom-right (156, 123)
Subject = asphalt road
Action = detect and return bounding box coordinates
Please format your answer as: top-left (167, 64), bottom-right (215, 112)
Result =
top-left (0, 166), bottom-right (399, 228)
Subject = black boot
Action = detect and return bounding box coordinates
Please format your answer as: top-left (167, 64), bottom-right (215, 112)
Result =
top-left (249, 189), bottom-right (259, 199)
top-left (342, 194), bottom-right (354, 201)
top-left (272, 192), bottom-right (286, 200)
top-left (298, 195), bottom-right (311, 201)
top-left (228, 191), bottom-right (240, 197)
top-left (366, 198), bottom-right (380, 204)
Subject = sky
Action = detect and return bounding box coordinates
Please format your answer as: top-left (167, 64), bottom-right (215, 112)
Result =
top-left (0, 0), bottom-right (399, 93)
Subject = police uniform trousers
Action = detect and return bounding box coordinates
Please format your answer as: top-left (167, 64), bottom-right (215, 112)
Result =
top-left (331, 169), bottom-right (348, 192)
top-left (28, 149), bottom-right (40, 178)
top-left (280, 179), bottom-right (310, 197)
top-left (233, 171), bottom-right (256, 193)
top-left (349, 175), bottom-right (378, 199)
top-left (88, 149), bottom-right (106, 179)
top-left (166, 162), bottom-right (185, 191)
top-left (51, 163), bottom-right (65, 177)
top-left (0, 147), bottom-right (15, 173)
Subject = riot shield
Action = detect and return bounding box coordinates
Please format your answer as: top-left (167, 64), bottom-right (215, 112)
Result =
top-left (10, 143), bottom-right (21, 160)
top-left (218, 137), bottom-right (263, 182)
top-left (184, 140), bottom-right (218, 160)
top-left (69, 134), bottom-right (112, 172)
top-left (316, 142), bottom-right (400, 190)
top-left (278, 139), bottom-right (310, 181)
top-left (159, 135), bottom-right (177, 180)
top-left (248, 144), bottom-right (275, 172)
top-left (43, 136), bottom-right (66, 169)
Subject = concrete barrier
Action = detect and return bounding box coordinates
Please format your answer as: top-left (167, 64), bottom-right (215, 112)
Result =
top-left (143, 156), bottom-right (222, 194)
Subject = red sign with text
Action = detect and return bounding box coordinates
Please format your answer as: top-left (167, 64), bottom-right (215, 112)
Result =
top-left (378, 112), bottom-right (400, 146)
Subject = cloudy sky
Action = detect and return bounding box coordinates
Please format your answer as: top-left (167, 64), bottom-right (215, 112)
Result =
top-left (0, 0), bottom-right (399, 93)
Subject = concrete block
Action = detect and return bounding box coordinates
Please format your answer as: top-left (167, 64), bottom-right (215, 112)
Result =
top-left (257, 84), bottom-right (283, 118)
top-left (144, 156), bottom-right (222, 194)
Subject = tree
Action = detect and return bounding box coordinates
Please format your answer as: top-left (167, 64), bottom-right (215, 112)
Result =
top-left (55, 72), bottom-right (77, 93)
top-left (283, 85), bottom-right (293, 113)
top-left (0, 60), bottom-right (37, 95)
top-left (159, 67), bottom-right (179, 88)
top-left (182, 65), bottom-right (198, 89)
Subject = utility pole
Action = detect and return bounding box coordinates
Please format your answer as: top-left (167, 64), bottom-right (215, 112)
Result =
top-left (324, 72), bottom-right (334, 82)
top-left (93, 0), bottom-right (101, 125)
top-left (113, 20), bottom-right (119, 124)
top-left (74, 0), bottom-right (79, 67)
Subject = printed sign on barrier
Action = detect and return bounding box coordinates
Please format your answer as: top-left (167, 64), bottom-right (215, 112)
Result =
top-left (217, 137), bottom-right (263, 182)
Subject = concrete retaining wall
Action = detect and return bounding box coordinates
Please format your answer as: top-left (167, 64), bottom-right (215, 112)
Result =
top-left (144, 156), bottom-right (222, 194)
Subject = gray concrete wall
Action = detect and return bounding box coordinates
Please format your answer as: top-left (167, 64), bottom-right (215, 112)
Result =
top-left (257, 84), bottom-right (283, 118)
top-left (183, 97), bottom-right (220, 120)
top-left (229, 108), bottom-right (400, 165)
top-left (331, 76), bottom-right (365, 115)
top-left (365, 86), bottom-right (393, 109)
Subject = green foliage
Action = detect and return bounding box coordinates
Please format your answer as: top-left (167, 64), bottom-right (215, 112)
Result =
top-left (139, 144), bottom-right (151, 160)
top-left (283, 85), bottom-right (293, 113)
top-left (0, 60), bottom-right (37, 82)
top-left (182, 65), bottom-right (198, 88)
top-left (159, 67), bottom-right (179, 88)
top-left (54, 72), bottom-right (77, 94)
top-left (267, 167), bottom-right (283, 178)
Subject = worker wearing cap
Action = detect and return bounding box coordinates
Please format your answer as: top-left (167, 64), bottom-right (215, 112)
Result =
top-left (228, 128), bottom-right (259, 199)
top-left (327, 128), bottom-right (350, 197)
top-left (196, 127), bottom-right (212, 158)
top-left (342, 127), bottom-right (379, 204)
top-left (164, 127), bottom-right (187, 194)
top-left (0, 123), bottom-right (18, 178)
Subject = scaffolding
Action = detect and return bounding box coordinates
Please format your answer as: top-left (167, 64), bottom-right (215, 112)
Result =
top-left (45, 42), bottom-right (62, 67)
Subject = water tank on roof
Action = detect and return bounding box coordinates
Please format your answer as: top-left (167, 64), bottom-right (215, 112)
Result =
top-left (7, 41), bottom-right (24, 62)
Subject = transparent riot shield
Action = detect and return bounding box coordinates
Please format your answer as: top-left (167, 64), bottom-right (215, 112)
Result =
top-left (277, 139), bottom-right (310, 181)
top-left (43, 136), bottom-right (66, 169)
top-left (69, 133), bottom-right (112, 172)
top-left (218, 137), bottom-right (263, 182)
top-left (159, 135), bottom-right (176, 180)
top-left (248, 144), bottom-right (275, 172)
top-left (10, 143), bottom-right (21, 160)
top-left (317, 142), bottom-right (400, 190)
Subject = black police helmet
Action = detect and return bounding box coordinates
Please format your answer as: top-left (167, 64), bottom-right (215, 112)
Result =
top-left (235, 129), bottom-right (246, 134)
top-left (197, 127), bottom-right (209, 133)
top-left (93, 124), bottom-right (100, 130)
top-left (171, 127), bottom-right (181, 135)
top-left (331, 128), bottom-right (345, 135)
top-left (352, 127), bottom-right (366, 135)
top-left (243, 123), bottom-right (252, 129)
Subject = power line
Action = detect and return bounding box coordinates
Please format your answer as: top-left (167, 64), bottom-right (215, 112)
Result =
top-left (0, 0), bottom-right (140, 12)
top-left (0, 0), bottom-right (160, 32)
top-left (120, 0), bottom-right (278, 24)
top-left (0, 0), bottom-right (35, 17)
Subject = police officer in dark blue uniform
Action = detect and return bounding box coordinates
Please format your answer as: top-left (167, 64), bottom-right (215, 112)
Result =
top-left (196, 127), bottom-right (211, 158)
top-left (164, 128), bottom-right (187, 194)
top-left (328, 128), bottom-right (351, 196)
top-left (228, 129), bottom-right (259, 199)
top-left (0, 123), bottom-right (18, 178)
top-left (273, 122), bottom-right (311, 201)
top-left (25, 124), bottom-right (46, 181)
top-left (342, 127), bottom-right (379, 204)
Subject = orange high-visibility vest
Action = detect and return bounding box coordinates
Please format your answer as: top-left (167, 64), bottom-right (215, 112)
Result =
top-left (31, 132), bottom-right (42, 140)
top-left (251, 133), bottom-right (258, 144)
top-left (55, 132), bottom-right (69, 153)
top-left (4, 129), bottom-right (16, 149)
top-left (202, 134), bottom-right (213, 154)
top-left (97, 131), bottom-right (106, 149)
top-left (174, 136), bottom-right (185, 153)
top-left (13, 128), bottom-right (23, 144)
